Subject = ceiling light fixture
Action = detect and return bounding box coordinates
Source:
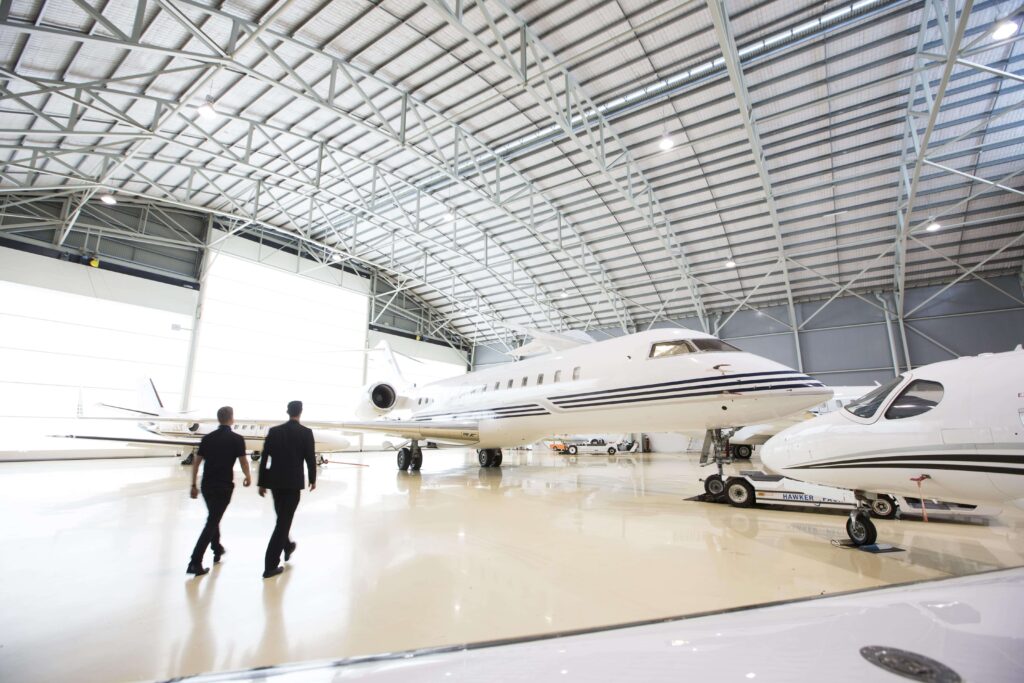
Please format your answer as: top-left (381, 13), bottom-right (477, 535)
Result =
top-left (560, 289), bottom-right (570, 299)
top-left (659, 134), bottom-right (674, 151)
top-left (443, 208), bottom-right (455, 222)
top-left (330, 252), bottom-right (343, 262)
top-left (993, 19), bottom-right (1019, 40)
top-left (925, 221), bottom-right (941, 232)
top-left (196, 97), bottom-right (218, 120)
top-left (725, 259), bottom-right (737, 268)
top-left (99, 193), bottom-right (117, 205)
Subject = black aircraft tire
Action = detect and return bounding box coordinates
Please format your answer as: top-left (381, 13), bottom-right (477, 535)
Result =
top-left (397, 447), bottom-right (412, 471)
top-left (478, 449), bottom-right (494, 467)
top-left (492, 451), bottom-right (502, 467)
top-left (411, 451), bottom-right (423, 471)
top-left (846, 512), bottom-right (878, 546)
top-left (734, 444), bottom-right (753, 460)
top-left (726, 478), bottom-right (756, 507)
top-left (704, 474), bottom-right (725, 497)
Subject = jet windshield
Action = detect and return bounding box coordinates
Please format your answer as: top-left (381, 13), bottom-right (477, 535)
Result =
top-left (649, 338), bottom-right (740, 358)
top-left (844, 377), bottom-right (904, 418)
top-left (691, 338), bottom-right (740, 352)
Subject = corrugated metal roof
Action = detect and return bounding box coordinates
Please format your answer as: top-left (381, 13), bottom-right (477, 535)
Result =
top-left (0, 0), bottom-right (1020, 341)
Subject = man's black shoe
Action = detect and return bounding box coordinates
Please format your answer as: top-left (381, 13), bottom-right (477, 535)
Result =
top-left (263, 566), bottom-right (284, 579)
top-left (186, 562), bottom-right (209, 576)
top-left (213, 545), bottom-right (226, 563)
top-left (284, 542), bottom-right (296, 561)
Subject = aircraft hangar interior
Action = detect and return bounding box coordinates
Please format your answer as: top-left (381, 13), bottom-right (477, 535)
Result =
top-left (1, 0), bottom-right (1023, 681)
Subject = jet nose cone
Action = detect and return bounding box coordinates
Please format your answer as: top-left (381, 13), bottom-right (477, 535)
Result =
top-left (759, 436), bottom-right (786, 476)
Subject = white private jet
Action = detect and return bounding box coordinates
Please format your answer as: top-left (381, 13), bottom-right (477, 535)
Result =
top-left (760, 349), bottom-right (1024, 545)
top-left (728, 385), bottom-right (877, 458)
top-left (58, 379), bottom-right (350, 461)
top-left (331, 327), bottom-right (832, 472)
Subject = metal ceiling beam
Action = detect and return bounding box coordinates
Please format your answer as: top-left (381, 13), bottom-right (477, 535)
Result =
top-left (893, 0), bottom-right (975, 319)
top-left (705, 0), bottom-right (804, 370)
top-left (423, 0), bottom-right (707, 333)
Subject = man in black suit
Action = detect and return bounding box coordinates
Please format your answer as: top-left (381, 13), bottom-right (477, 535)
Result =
top-left (258, 400), bottom-right (316, 578)
top-left (188, 406), bottom-right (251, 575)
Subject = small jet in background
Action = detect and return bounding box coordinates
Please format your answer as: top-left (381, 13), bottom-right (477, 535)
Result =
top-left (760, 349), bottom-right (1024, 545)
top-left (57, 379), bottom-right (349, 463)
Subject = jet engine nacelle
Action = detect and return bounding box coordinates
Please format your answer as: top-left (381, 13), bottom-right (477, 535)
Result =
top-left (356, 382), bottom-right (407, 419)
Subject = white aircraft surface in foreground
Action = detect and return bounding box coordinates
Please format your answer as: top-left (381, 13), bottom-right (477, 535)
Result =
top-left (59, 380), bottom-right (350, 459)
top-left (760, 349), bottom-right (1024, 545)
top-left (333, 327), bottom-right (832, 471)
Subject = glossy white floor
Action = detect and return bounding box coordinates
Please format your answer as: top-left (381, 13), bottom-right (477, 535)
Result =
top-left (1, 449), bottom-right (1022, 683)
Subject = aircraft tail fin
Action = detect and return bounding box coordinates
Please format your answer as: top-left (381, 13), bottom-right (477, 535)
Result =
top-left (374, 339), bottom-right (414, 389)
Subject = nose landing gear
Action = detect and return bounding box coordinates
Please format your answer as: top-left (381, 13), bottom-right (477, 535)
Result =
top-left (845, 491), bottom-right (893, 545)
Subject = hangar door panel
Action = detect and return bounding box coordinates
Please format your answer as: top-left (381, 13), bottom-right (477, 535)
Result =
top-left (190, 255), bottom-right (369, 422)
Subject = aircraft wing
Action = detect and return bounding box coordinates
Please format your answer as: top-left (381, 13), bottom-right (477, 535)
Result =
top-left (302, 419), bottom-right (481, 445)
top-left (51, 434), bottom-right (202, 447)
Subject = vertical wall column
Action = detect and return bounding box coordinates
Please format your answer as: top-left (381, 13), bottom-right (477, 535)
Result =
top-left (179, 216), bottom-right (215, 412)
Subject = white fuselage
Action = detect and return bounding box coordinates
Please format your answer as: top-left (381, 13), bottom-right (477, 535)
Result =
top-left (402, 329), bottom-right (833, 448)
top-left (143, 421), bottom-right (350, 453)
top-left (760, 351), bottom-right (1024, 508)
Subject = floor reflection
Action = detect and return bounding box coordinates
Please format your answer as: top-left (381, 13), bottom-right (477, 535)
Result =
top-left (0, 449), bottom-right (1021, 683)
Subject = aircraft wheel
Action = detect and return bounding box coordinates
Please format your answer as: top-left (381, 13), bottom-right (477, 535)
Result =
top-left (477, 449), bottom-right (494, 467)
top-left (870, 496), bottom-right (897, 519)
top-left (846, 511), bottom-right (878, 546)
top-left (704, 474), bottom-right (725, 498)
top-left (411, 448), bottom-right (423, 471)
top-left (492, 451), bottom-right (503, 467)
top-left (734, 444), bottom-right (753, 460)
top-left (397, 447), bottom-right (412, 471)
top-left (607, 447), bottom-right (617, 455)
top-left (250, 452), bottom-right (261, 461)
top-left (567, 445), bottom-right (578, 455)
top-left (725, 478), bottom-right (756, 507)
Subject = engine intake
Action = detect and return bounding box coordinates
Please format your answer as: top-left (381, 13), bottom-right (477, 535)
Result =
top-left (369, 383), bottom-right (397, 411)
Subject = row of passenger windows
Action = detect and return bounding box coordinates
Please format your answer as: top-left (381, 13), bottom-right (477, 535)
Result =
top-left (416, 366), bottom-right (583, 406)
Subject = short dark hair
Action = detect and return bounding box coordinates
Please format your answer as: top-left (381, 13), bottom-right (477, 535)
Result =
top-left (217, 406), bottom-right (233, 424)
top-left (287, 400), bottom-right (303, 417)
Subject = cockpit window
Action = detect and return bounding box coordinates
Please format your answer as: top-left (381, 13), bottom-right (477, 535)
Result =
top-left (884, 380), bottom-right (944, 420)
top-left (649, 341), bottom-right (694, 358)
top-left (691, 338), bottom-right (740, 352)
top-left (650, 338), bottom-right (740, 358)
top-left (844, 377), bottom-right (904, 418)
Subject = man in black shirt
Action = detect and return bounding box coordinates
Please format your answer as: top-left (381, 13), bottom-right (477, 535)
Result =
top-left (258, 400), bottom-right (316, 578)
top-left (187, 406), bottom-right (251, 575)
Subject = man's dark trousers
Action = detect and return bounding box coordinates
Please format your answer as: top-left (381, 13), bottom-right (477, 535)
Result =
top-left (265, 489), bottom-right (300, 572)
top-left (191, 486), bottom-right (233, 563)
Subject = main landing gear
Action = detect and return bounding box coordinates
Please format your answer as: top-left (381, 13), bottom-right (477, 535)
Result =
top-left (396, 441), bottom-right (423, 471)
top-left (477, 448), bottom-right (503, 468)
top-left (180, 449), bottom-right (196, 466)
